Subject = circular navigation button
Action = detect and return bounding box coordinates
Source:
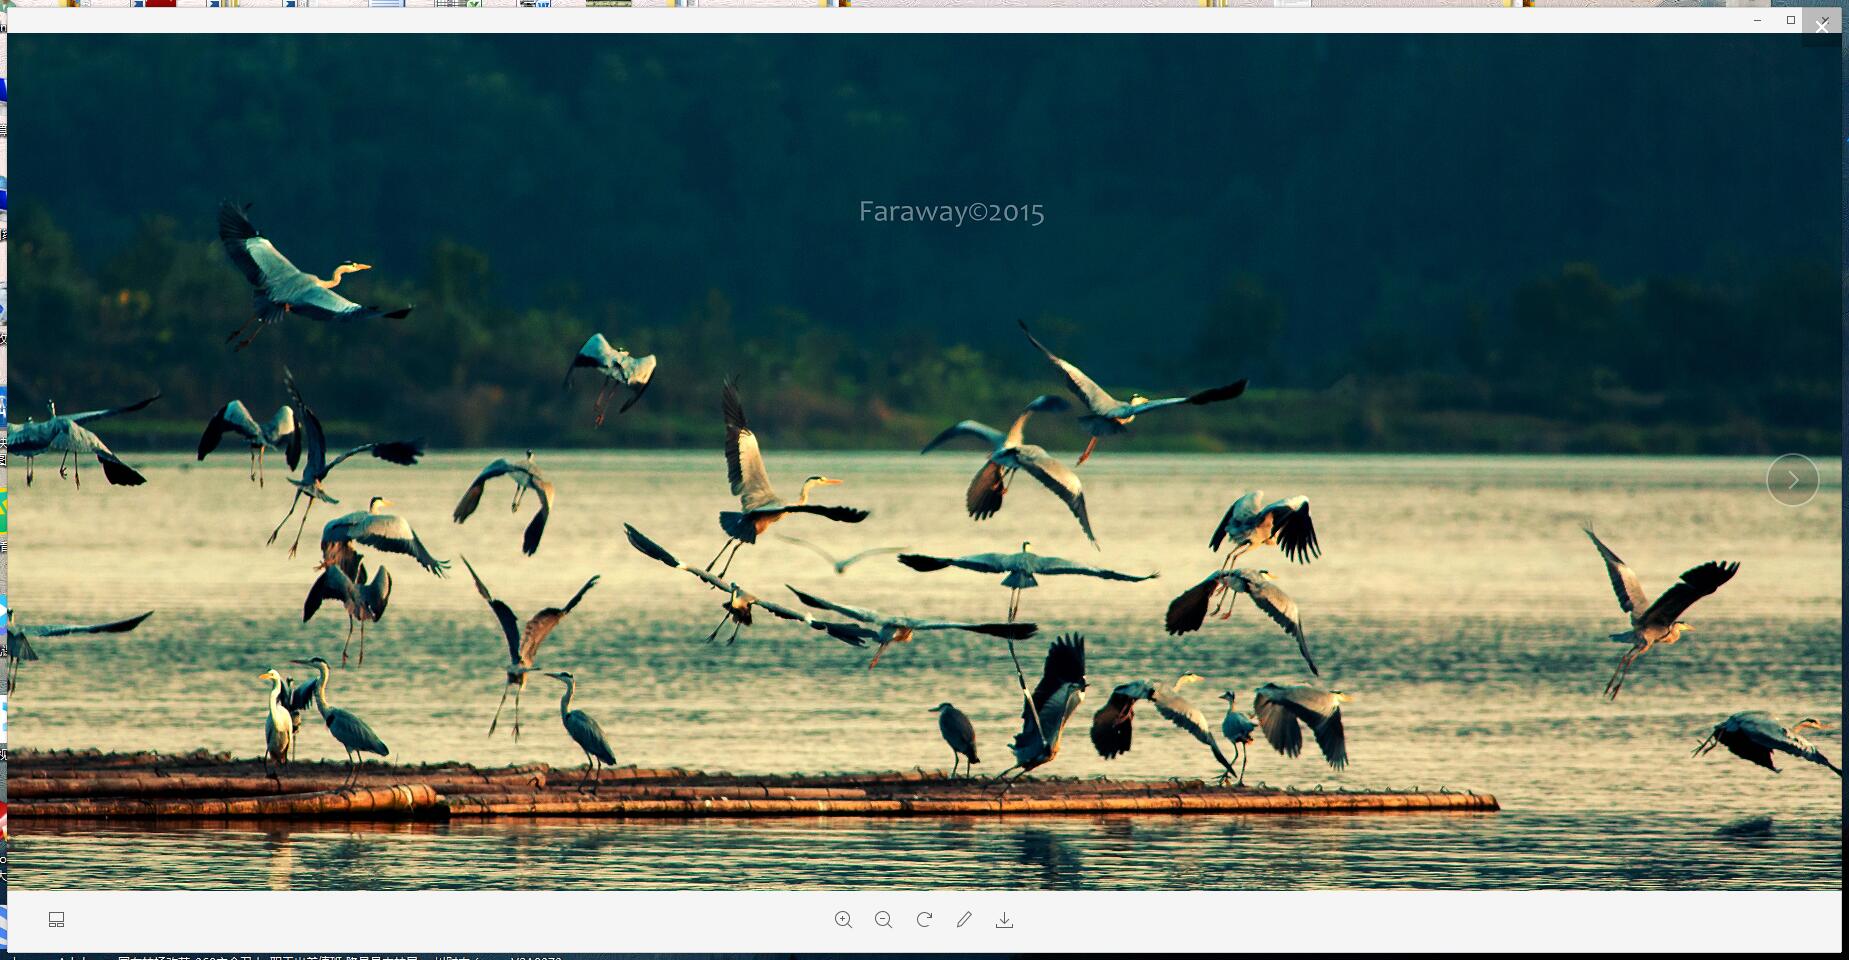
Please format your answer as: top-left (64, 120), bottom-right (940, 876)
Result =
top-left (1767, 454), bottom-right (1819, 507)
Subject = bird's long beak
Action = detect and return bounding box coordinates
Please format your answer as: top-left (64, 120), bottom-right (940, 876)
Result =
top-left (350, 263), bottom-right (373, 272)
top-left (819, 478), bottom-right (843, 486)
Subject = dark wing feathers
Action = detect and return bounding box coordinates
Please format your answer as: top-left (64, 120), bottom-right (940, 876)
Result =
top-left (459, 556), bottom-right (523, 662)
top-left (967, 460), bottom-right (1007, 520)
top-left (1277, 504), bottom-right (1320, 563)
top-left (1639, 561), bottom-right (1739, 629)
top-left (1186, 379), bottom-right (1249, 406)
top-left (1164, 576), bottom-right (1218, 636)
top-left (1031, 634), bottom-right (1087, 715)
top-left (1090, 692), bottom-right (1138, 759)
top-left (782, 504), bottom-right (870, 524)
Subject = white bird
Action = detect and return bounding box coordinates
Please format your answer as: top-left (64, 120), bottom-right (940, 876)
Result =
top-left (302, 553), bottom-right (393, 666)
top-left (197, 400), bottom-right (300, 486)
top-left (786, 585), bottom-right (1038, 670)
top-left (258, 668), bottom-right (293, 781)
top-left (712, 381), bottom-right (869, 576)
top-left (218, 201), bottom-right (412, 350)
top-left (776, 535), bottom-right (905, 576)
top-left (460, 555), bottom-right (599, 741)
top-left (321, 496), bottom-right (451, 578)
top-left (1253, 682), bottom-right (1351, 770)
top-left (6, 610), bottom-right (155, 693)
top-left (268, 368), bottom-right (424, 557)
top-left (564, 333), bottom-right (658, 425)
top-left (10, 393), bottom-right (160, 488)
top-left (1584, 526), bottom-right (1740, 700)
top-left (626, 524), bottom-right (872, 647)
top-left (1090, 674), bottom-right (1237, 782)
top-left (1210, 491), bottom-right (1320, 570)
top-left (1217, 690), bottom-right (1259, 785)
top-left (920, 395), bottom-right (1097, 547)
top-left (899, 541), bottom-right (1155, 620)
top-left (1020, 319), bottom-right (1248, 465)
top-left (1165, 568), bottom-right (1317, 676)
top-left (452, 451), bottom-right (555, 556)
top-left (1694, 712), bottom-right (1840, 777)
top-left (994, 634), bottom-right (1088, 786)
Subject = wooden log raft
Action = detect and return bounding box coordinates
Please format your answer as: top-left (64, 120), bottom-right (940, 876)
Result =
top-left (7, 751), bottom-right (1500, 820)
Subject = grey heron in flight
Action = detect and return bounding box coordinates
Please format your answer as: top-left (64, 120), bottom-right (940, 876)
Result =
top-left (5, 610), bottom-right (154, 693)
top-left (1217, 690), bottom-right (1258, 785)
top-left (1165, 568), bottom-right (1317, 677)
top-left (321, 497), bottom-right (451, 578)
top-left (258, 668), bottom-right (294, 781)
top-left (625, 524), bottom-right (873, 647)
top-left (453, 451), bottom-right (555, 556)
top-left (899, 542), bottom-right (1156, 620)
top-left (565, 333), bottom-right (658, 425)
top-left (197, 399), bottom-right (300, 486)
top-left (1253, 682), bottom-right (1351, 770)
top-left (218, 201), bottom-right (412, 350)
top-left (1210, 491), bottom-right (1320, 570)
top-left (920, 395), bottom-right (1097, 548)
top-left (459, 555), bottom-right (600, 741)
top-left (1584, 526), bottom-right (1739, 700)
top-left (776, 535), bottom-right (906, 576)
top-left (713, 380), bottom-right (869, 576)
top-left (268, 368), bottom-right (424, 556)
top-left (1694, 712), bottom-right (1841, 777)
top-left (930, 702), bottom-right (980, 777)
top-left (291, 656), bottom-right (391, 785)
top-left (994, 634), bottom-right (1088, 787)
top-left (303, 553), bottom-right (392, 665)
top-left (787, 585), bottom-right (1038, 670)
top-left (1019, 319), bottom-right (1248, 465)
top-left (544, 671), bottom-right (620, 792)
top-left (10, 392), bottom-right (160, 487)
top-left (1090, 674), bottom-right (1237, 783)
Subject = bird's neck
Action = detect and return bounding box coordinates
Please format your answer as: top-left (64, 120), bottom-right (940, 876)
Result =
top-left (311, 670), bottom-right (333, 713)
top-left (559, 683), bottom-right (575, 719)
top-left (318, 264), bottom-right (359, 289)
top-left (1005, 410), bottom-right (1034, 448)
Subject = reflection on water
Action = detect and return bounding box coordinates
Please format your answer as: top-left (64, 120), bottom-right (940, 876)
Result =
top-left (10, 452), bottom-right (1844, 889)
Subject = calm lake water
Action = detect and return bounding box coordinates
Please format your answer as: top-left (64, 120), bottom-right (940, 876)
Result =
top-left (9, 451), bottom-right (1843, 890)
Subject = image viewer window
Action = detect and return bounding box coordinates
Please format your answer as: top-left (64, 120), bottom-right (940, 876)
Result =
top-left (0, 5), bottom-right (1840, 956)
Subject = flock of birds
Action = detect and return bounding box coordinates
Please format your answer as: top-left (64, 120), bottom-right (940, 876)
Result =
top-left (7, 201), bottom-right (1841, 791)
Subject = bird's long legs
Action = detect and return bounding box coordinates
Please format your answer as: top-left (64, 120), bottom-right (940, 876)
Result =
top-left (713, 540), bottom-right (747, 578)
top-left (578, 755), bottom-right (599, 794)
top-left (511, 485), bottom-right (526, 513)
top-left (708, 538), bottom-right (743, 575)
top-left (1007, 590), bottom-right (1022, 622)
top-left (25, 456), bottom-right (34, 486)
top-left (592, 383), bottom-right (616, 427)
top-left (344, 750), bottom-right (358, 787)
top-left (57, 451), bottom-right (70, 481)
top-left (1075, 436), bottom-right (1100, 467)
top-left (949, 750), bottom-right (960, 778)
top-left (490, 683), bottom-right (515, 737)
top-left (234, 318), bottom-right (271, 352)
top-left (1605, 643), bottom-right (1648, 700)
top-left (357, 619), bottom-right (368, 667)
top-left (269, 491), bottom-right (304, 546)
top-left (288, 499), bottom-right (319, 558)
top-left (225, 314), bottom-right (261, 346)
top-left (73, 458), bottom-right (82, 489)
top-left (340, 617), bottom-right (357, 665)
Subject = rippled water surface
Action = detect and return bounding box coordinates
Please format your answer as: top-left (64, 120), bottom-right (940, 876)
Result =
top-left (10, 452), bottom-right (1843, 889)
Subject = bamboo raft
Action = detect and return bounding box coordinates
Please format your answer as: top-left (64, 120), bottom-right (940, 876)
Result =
top-left (9, 749), bottom-right (1500, 821)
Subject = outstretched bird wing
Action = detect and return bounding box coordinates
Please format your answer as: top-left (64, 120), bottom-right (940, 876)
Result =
top-left (1238, 572), bottom-right (1316, 676)
top-left (786, 586), bottom-right (882, 625)
top-left (1011, 446), bottom-right (1098, 546)
top-left (1035, 556), bottom-right (1155, 581)
top-left (1114, 380), bottom-right (1249, 417)
top-left (197, 400), bottom-right (262, 459)
top-left (23, 611), bottom-right (155, 638)
top-left (723, 381), bottom-right (778, 511)
top-left (1209, 490), bottom-right (1261, 551)
top-left (1271, 499), bottom-right (1321, 564)
top-left (920, 420), bottom-right (1006, 454)
top-left (453, 459), bottom-right (514, 523)
top-left (898, 552), bottom-right (1013, 575)
top-left (1584, 527), bottom-right (1649, 618)
top-left (460, 555), bottom-right (523, 663)
top-left (1018, 320), bottom-right (1120, 415)
top-left (519, 574), bottom-right (600, 665)
top-left (1638, 561), bottom-right (1739, 631)
top-left (1151, 683), bottom-right (1234, 769)
top-left (1164, 574), bottom-right (1222, 636)
top-left (1089, 683), bottom-right (1146, 759)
